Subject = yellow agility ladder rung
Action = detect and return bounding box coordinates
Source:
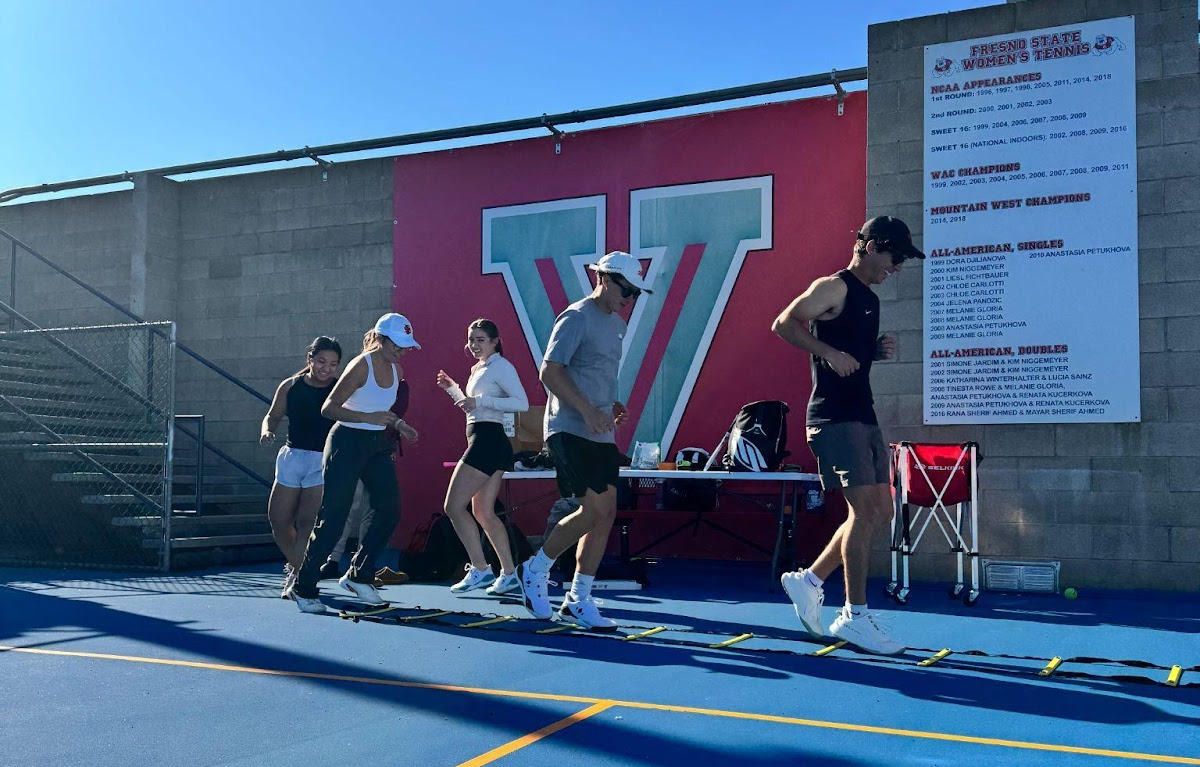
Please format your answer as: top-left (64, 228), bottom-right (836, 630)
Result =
top-left (918, 649), bottom-right (953, 667)
top-left (400, 611), bottom-right (452, 623)
top-left (813, 640), bottom-right (847, 657)
top-left (622, 626), bottom-right (668, 642)
top-left (1039, 657), bottom-right (1064, 677)
top-left (536, 624), bottom-right (576, 634)
top-left (339, 605), bottom-right (401, 620)
top-left (709, 633), bottom-right (754, 649)
top-left (1166, 666), bottom-right (1183, 687)
top-left (461, 615), bottom-right (517, 629)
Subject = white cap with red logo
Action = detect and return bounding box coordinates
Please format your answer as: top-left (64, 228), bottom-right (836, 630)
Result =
top-left (373, 313), bottom-right (421, 349)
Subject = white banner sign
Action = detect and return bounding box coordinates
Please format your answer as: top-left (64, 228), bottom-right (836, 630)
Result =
top-left (922, 16), bottom-right (1139, 424)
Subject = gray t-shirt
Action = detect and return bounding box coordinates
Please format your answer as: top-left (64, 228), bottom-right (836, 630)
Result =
top-left (543, 297), bottom-right (626, 444)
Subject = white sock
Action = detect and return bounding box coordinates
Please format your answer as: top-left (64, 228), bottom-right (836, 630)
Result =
top-left (848, 602), bottom-right (868, 618)
top-left (803, 570), bottom-right (825, 589)
top-left (570, 573), bottom-right (594, 600)
top-left (529, 548), bottom-right (554, 573)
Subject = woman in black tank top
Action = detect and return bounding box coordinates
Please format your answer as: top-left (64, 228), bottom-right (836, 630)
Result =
top-left (260, 337), bottom-right (342, 590)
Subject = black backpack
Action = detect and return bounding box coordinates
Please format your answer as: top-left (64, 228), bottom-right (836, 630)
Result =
top-left (400, 513), bottom-right (468, 582)
top-left (719, 400), bottom-right (790, 472)
top-left (401, 501), bottom-right (534, 582)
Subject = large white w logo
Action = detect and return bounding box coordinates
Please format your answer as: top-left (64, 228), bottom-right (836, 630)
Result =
top-left (483, 177), bottom-right (772, 451)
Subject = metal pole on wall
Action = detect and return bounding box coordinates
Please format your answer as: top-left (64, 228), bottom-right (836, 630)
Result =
top-left (0, 68), bottom-right (866, 204)
top-left (161, 322), bottom-right (177, 573)
top-left (146, 330), bottom-right (154, 423)
top-left (195, 416), bottom-right (205, 518)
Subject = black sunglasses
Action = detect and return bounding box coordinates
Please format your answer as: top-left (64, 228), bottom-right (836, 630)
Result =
top-left (859, 234), bottom-right (910, 266)
top-left (885, 245), bottom-right (911, 267)
top-left (606, 273), bottom-right (641, 299)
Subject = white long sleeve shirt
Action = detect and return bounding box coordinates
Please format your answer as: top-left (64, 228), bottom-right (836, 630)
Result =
top-left (461, 354), bottom-right (528, 425)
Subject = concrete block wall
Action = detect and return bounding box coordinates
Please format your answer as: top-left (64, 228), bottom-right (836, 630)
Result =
top-left (867, 0), bottom-right (1200, 590)
top-left (173, 159), bottom-right (394, 474)
top-left (0, 191), bottom-right (135, 330)
top-left (0, 159), bottom-right (395, 480)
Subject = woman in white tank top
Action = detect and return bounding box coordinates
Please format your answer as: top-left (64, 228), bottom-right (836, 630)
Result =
top-left (287, 313), bottom-right (421, 614)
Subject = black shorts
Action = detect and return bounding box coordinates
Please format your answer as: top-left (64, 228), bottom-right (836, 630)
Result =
top-left (461, 422), bottom-right (513, 476)
top-left (546, 432), bottom-right (620, 498)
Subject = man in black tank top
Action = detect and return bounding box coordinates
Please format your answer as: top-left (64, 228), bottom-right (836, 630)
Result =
top-left (771, 216), bottom-right (924, 655)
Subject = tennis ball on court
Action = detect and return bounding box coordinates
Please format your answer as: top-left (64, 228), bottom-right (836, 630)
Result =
top-left (1064, 587), bottom-right (1078, 600)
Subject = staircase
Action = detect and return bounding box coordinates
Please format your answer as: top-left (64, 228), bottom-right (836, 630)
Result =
top-left (0, 323), bottom-right (274, 570)
top-left (0, 226), bottom-right (275, 572)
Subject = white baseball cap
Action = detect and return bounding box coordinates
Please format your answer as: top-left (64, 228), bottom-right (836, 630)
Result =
top-left (587, 251), bottom-right (653, 294)
top-left (373, 313), bottom-right (421, 349)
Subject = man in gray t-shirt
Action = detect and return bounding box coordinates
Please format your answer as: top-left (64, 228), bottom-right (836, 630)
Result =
top-left (518, 251), bottom-right (654, 631)
top-left (543, 297), bottom-right (626, 444)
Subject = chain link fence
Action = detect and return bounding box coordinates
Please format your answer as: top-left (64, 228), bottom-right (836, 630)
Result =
top-left (0, 321), bottom-right (176, 570)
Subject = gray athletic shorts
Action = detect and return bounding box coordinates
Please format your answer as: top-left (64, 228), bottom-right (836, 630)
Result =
top-left (806, 422), bottom-right (890, 490)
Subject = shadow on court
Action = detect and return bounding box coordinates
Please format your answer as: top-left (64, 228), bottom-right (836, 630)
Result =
top-left (347, 607), bottom-right (1198, 727)
top-left (0, 581), bottom-right (887, 767)
top-left (3, 564), bottom-right (1196, 757)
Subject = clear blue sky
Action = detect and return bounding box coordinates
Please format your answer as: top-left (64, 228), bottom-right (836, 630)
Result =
top-left (0, 0), bottom-right (991, 201)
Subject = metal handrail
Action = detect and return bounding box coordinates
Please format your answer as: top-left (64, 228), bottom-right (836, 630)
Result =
top-left (174, 415), bottom-right (206, 516)
top-left (175, 415), bottom-right (272, 493)
top-left (0, 227), bottom-right (269, 404)
top-left (0, 68), bottom-right (866, 204)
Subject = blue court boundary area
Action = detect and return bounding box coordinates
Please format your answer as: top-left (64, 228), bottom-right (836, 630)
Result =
top-left (1, 562), bottom-right (1197, 767)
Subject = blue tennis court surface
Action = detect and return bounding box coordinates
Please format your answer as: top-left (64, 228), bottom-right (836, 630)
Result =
top-left (2, 561), bottom-right (1196, 766)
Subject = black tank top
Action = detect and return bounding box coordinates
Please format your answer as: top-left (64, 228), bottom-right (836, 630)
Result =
top-left (807, 270), bottom-right (879, 426)
top-left (285, 375), bottom-right (337, 451)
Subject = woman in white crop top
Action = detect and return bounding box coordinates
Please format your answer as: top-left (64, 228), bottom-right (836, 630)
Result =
top-left (288, 313), bottom-right (420, 614)
top-left (435, 318), bottom-right (529, 597)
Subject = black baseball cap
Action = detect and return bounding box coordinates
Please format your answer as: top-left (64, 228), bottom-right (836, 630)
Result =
top-left (857, 216), bottom-right (925, 260)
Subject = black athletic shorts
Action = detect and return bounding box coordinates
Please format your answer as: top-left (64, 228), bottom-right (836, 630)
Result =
top-left (546, 432), bottom-right (620, 498)
top-left (461, 422), bottom-right (513, 476)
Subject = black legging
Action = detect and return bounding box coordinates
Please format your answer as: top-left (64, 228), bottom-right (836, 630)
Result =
top-left (293, 424), bottom-right (400, 597)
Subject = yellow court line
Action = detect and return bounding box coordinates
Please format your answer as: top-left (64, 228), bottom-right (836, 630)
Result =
top-left (0, 644), bottom-right (600, 703)
top-left (2, 644), bottom-right (1197, 766)
top-left (623, 700), bottom-right (1200, 765)
top-left (454, 701), bottom-right (613, 767)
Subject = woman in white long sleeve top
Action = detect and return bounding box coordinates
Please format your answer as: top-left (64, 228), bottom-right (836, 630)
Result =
top-left (436, 318), bottom-right (529, 596)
